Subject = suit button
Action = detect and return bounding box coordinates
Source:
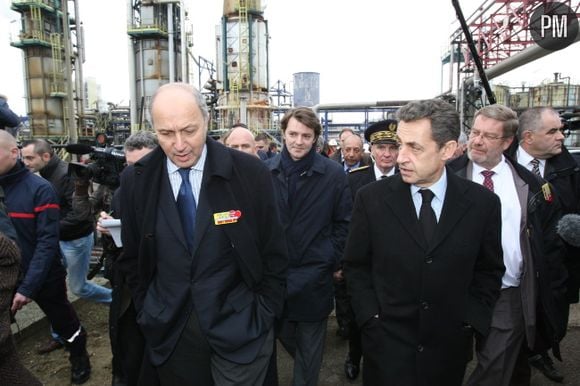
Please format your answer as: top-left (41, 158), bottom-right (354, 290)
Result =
top-left (417, 345), bottom-right (424, 352)
top-left (421, 301), bottom-right (429, 310)
top-left (425, 256), bottom-right (433, 264)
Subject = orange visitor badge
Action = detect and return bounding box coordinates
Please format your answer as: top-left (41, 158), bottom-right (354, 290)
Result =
top-left (214, 210), bottom-right (242, 225)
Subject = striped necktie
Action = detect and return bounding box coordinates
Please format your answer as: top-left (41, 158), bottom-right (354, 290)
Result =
top-left (530, 158), bottom-right (541, 177)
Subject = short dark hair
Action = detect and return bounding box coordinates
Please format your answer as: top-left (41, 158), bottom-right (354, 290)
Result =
top-left (22, 138), bottom-right (54, 157)
top-left (123, 131), bottom-right (158, 152)
top-left (281, 107), bottom-right (321, 139)
top-left (396, 99), bottom-right (459, 148)
top-left (474, 104), bottom-right (519, 138)
top-left (254, 132), bottom-right (268, 142)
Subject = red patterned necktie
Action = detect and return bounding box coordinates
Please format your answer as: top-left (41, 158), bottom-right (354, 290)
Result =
top-left (481, 170), bottom-right (494, 192)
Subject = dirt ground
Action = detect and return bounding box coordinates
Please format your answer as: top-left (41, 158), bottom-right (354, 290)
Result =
top-left (13, 298), bottom-right (360, 386)
top-left (14, 298), bottom-right (580, 385)
top-left (15, 299), bottom-right (112, 386)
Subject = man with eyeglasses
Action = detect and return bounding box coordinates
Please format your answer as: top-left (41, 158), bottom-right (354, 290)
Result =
top-left (449, 104), bottom-right (567, 386)
top-left (505, 106), bottom-right (580, 383)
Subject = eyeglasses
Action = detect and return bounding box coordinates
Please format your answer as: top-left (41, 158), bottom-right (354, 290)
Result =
top-left (468, 129), bottom-right (506, 141)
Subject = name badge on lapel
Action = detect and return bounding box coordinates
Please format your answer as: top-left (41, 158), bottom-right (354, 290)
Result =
top-left (214, 210), bottom-right (242, 225)
top-left (541, 183), bottom-right (553, 203)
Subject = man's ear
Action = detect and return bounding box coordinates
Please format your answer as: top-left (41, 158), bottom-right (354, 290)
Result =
top-left (521, 130), bottom-right (533, 145)
top-left (41, 152), bottom-right (51, 163)
top-left (441, 140), bottom-right (458, 161)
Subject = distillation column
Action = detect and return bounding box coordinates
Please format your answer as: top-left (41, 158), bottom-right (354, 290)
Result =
top-left (216, 0), bottom-right (271, 132)
top-left (10, 0), bottom-right (81, 141)
top-left (127, 0), bottom-right (185, 132)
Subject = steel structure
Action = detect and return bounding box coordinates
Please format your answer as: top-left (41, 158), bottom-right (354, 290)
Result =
top-left (214, 0), bottom-right (273, 135)
top-left (10, 0), bottom-right (86, 142)
top-left (127, 0), bottom-right (187, 133)
top-left (444, 0), bottom-right (580, 131)
top-left (451, 0), bottom-right (579, 72)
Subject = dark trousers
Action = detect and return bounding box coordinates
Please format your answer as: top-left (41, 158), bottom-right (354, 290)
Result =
top-left (333, 279), bottom-right (352, 332)
top-left (466, 287), bottom-right (529, 386)
top-left (155, 311), bottom-right (273, 386)
top-left (34, 277), bottom-right (81, 343)
top-left (109, 272), bottom-right (145, 385)
top-left (335, 278), bottom-right (362, 364)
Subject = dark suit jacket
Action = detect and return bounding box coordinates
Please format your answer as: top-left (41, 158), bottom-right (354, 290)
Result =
top-left (347, 163), bottom-right (399, 201)
top-left (118, 138), bottom-right (287, 366)
top-left (343, 169), bottom-right (504, 385)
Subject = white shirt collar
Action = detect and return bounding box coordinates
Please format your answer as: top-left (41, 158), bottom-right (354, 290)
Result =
top-left (472, 154), bottom-right (509, 178)
top-left (166, 144), bottom-right (207, 174)
top-left (516, 146), bottom-right (545, 170)
top-left (410, 167), bottom-right (447, 201)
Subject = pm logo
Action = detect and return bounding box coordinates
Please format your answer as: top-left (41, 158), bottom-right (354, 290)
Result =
top-left (530, 2), bottom-right (579, 51)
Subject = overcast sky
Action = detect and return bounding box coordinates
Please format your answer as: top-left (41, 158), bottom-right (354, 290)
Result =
top-left (1, 0), bottom-right (579, 115)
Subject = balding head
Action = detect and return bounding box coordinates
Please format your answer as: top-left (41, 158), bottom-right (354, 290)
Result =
top-left (342, 134), bottom-right (364, 167)
top-left (0, 130), bottom-right (19, 174)
top-left (224, 126), bottom-right (258, 156)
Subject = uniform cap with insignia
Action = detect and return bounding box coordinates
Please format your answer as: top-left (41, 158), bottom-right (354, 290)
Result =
top-left (364, 119), bottom-right (398, 145)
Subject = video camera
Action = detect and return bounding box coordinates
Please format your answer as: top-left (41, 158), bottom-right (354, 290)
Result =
top-left (65, 143), bottom-right (126, 189)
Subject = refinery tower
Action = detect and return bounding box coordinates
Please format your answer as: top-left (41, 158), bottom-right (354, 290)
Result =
top-left (127, 0), bottom-right (188, 132)
top-left (214, 0), bottom-right (273, 133)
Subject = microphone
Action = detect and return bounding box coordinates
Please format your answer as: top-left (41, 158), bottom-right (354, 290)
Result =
top-left (65, 143), bottom-right (95, 155)
top-left (557, 213), bottom-right (580, 248)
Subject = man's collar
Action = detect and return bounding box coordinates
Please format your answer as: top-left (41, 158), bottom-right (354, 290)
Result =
top-left (410, 167), bottom-right (447, 200)
top-left (166, 144), bottom-right (207, 173)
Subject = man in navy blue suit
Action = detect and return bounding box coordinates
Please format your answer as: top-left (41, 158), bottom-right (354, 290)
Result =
top-left (119, 83), bottom-right (288, 385)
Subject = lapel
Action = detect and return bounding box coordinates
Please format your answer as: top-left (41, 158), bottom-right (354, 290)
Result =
top-left (158, 165), bottom-right (189, 251)
top-left (190, 138), bottom-right (234, 258)
top-left (384, 175), bottom-right (426, 249)
top-left (430, 170), bottom-right (471, 252)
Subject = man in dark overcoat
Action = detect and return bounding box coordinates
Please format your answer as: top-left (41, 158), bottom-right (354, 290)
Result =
top-left (344, 99), bottom-right (505, 386)
top-left (119, 83), bottom-right (288, 385)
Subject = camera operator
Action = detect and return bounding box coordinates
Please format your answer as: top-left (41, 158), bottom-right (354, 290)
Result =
top-left (96, 131), bottom-right (158, 386)
top-left (21, 139), bottom-right (112, 354)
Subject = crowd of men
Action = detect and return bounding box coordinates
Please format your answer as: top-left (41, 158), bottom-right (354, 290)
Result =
top-left (0, 83), bottom-right (579, 386)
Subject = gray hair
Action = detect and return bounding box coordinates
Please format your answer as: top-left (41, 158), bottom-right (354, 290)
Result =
top-left (518, 107), bottom-right (558, 139)
top-left (396, 99), bottom-right (459, 148)
top-left (123, 131), bottom-right (158, 152)
top-left (474, 104), bottom-right (519, 138)
top-left (150, 83), bottom-right (209, 123)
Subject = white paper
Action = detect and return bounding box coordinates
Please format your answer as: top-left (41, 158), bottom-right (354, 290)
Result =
top-left (100, 218), bottom-right (122, 247)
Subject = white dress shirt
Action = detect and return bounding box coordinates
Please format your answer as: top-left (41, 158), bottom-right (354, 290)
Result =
top-left (167, 144), bottom-right (207, 204)
top-left (472, 156), bottom-right (523, 288)
top-left (516, 146), bottom-right (545, 177)
top-left (373, 164), bottom-right (396, 180)
top-left (410, 168), bottom-right (447, 222)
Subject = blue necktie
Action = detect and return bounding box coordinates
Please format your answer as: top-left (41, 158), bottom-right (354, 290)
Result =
top-left (177, 168), bottom-right (196, 251)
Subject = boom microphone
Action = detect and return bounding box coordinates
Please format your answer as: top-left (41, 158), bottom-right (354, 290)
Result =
top-left (65, 143), bottom-right (95, 155)
top-left (557, 214), bottom-right (580, 248)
